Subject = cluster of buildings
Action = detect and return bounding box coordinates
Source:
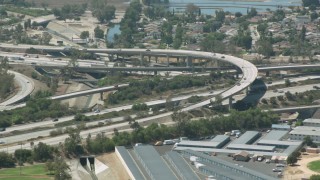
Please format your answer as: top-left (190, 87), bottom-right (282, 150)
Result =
top-left (115, 121), bottom-right (316, 180)
top-left (289, 118), bottom-right (320, 142)
top-left (116, 145), bottom-right (278, 180)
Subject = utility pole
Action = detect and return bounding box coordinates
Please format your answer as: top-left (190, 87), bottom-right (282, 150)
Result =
top-left (19, 142), bottom-right (24, 176)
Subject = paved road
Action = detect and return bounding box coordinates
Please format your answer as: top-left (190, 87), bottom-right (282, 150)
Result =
top-left (0, 70), bottom-right (34, 107)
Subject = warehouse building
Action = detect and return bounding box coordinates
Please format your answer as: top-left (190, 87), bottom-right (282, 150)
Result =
top-left (303, 119), bottom-right (320, 127)
top-left (134, 146), bottom-right (177, 180)
top-left (175, 135), bottom-right (230, 149)
top-left (231, 131), bottom-right (261, 145)
top-left (261, 130), bottom-right (288, 141)
top-left (227, 144), bottom-right (276, 152)
top-left (271, 124), bottom-right (291, 131)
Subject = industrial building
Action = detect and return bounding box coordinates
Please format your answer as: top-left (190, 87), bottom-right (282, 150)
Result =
top-left (261, 130), bottom-right (288, 141)
top-left (289, 126), bottom-right (320, 142)
top-left (175, 135), bottom-right (230, 149)
top-left (227, 144), bottom-right (276, 152)
top-left (181, 149), bottom-right (277, 180)
top-left (116, 146), bottom-right (201, 180)
top-left (231, 131), bottom-right (261, 145)
top-left (134, 146), bottom-right (177, 180)
top-left (303, 118), bottom-right (320, 127)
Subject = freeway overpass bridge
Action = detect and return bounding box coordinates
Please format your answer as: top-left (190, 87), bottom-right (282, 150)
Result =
top-left (50, 84), bottom-right (129, 101)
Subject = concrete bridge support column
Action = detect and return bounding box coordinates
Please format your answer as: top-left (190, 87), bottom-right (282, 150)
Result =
top-left (266, 71), bottom-right (270, 77)
top-left (100, 92), bottom-right (103, 100)
top-left (155, 56), bottom-right (158, 63)
top-left (154, 71), bottom-right (158, 75)
top-left (148, 56), bottom-right (151, 62)
top-left (245, 87), bottom-right (249, 95)
top-left (177, 57), bottom-right (180, 63)
top-left (167, 55), bottom-right (170, 66)
top-left (229, 96), bottom-right (233, 110)
top-left (140, 53), bottom-right (144, 66)
top-left (187, 56), bottom-right (193, 67)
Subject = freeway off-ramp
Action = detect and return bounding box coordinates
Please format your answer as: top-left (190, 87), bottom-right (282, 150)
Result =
top-left (0, 70), bottom-right (34, 107)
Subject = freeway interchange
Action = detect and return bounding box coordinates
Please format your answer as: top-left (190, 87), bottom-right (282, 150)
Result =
top-left (0, 44), bottom-right (318, 152)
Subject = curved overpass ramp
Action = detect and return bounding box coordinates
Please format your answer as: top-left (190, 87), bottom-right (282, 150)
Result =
top-left (85, 49), bottom-right (258, 110)
top-left (0, 70), bottom-right (34, 107)
top-left (0, 44), bottom-right (258, 110)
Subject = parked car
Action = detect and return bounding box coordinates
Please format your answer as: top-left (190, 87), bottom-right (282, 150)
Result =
top-left (154, 141), bottom-right (163, 146)
top-left (276, 164), bottom-right (285, 167)
top-left (273, 168), bottom-right (282, 172)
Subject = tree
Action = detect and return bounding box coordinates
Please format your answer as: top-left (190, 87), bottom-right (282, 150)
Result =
top-left (310, 175), bottom-right (320, 180)
top-left (285, 79), bottom-right (291, 87)
top-left (0, 152), bottom-right (15, 168)
top-left (311, 12), bottom-right (319, 21)
top-left (302, 0), bottom-right (320, 7)
top-left (94, 26), bottom-right (104, 39)
top-left (52, 157), bottom-right (71, 180)
top-left (64, 130), bottom-right (83, 156)
top-left (304, 136), bottom-right (314, 146)
top-left (80, 31), bottom-right (89, 39)
top-left (14, 149), bottom-right (32, 164)
top-left (287, 154), bottom-right (298, 165)
top-left (33, 142), bottom-right (53, 162)
top-left (247, 8), bottom-right (257, 17)
top-left (235, 12), bottom-right (242, 18)
top-left (215, 10), bottom-right (225, 22)
top-left (186, 3), bottom-right (199, 16)
top-left (200, 32), bottom-right (226, 53)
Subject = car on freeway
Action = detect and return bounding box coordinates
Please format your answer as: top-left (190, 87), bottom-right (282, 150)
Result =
top-left (94, 109), bottom-right (100, 113)
top-left (146, 49), bottom-right (151, 51)
top-left (209, 91), bottom-right (214, 94)
top-left (237, 83), bottom-right (241, 86)
top-left (267, 81), bottom-right (272, 84)
top-left (0, 128), bottom-right (6, 132)
top-left (278, 90), bottom-right (284, 93)
top-left (221, 56), bottom-right (225, 58)
top-left (53, 118), bottom-right (59, 122)
top-left (313, 86), bottom-right (320, 89)
top-left (0, 140), bottom-right (5, 144)
top-left (273, 89), bottom-right (278, 93)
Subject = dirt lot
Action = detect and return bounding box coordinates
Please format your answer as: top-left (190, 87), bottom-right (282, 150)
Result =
top-left (283, 153), bottom-right (320, 180)
top-left (26, 0), bottom-right (130, 10)
top-left (96, 152), bottom-right (130, 180)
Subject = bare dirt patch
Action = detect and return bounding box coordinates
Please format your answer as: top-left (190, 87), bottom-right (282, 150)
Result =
top-left (96, 152), bottom-right (130, 180)
top-left (283, 153), bottom-right (320, 180)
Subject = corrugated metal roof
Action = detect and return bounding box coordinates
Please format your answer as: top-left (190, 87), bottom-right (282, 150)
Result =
top-left (174, 147), bottom-right (289, 156)
top-left (210, 135), bottom-right (230, 142)
top-left (227, 144), bottom-right (275, 151)
top-left (115, 146), bottom-right (145, 180)
top-left (283, 145), bottom-right (300, 155)
top-left (303, 118), bottom-right (320, 123)
top-left (134, 146), bottom-right (177, 180)
top-left (231, 131), bottom-right (260, 144)
top-left (177, 141), bottom-right (221, 148)
top-left (293, 126), bottom-right (320, 131)
top-left (182, 150), bottom-right (277, 180)
top-left (271, 124), bottom-right (291, 129)
top-left (258, 140), bottom-right (302, 146)
top-left (199, 164), bottom-right (249, 180)
top-left (165, 151), bottom-right (200, 180)
top-left (262, 130), bottom-right (288, 141)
